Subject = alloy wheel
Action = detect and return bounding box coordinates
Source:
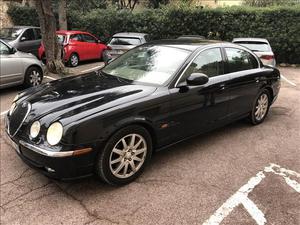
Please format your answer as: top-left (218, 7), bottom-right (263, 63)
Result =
top-left (109, 134), bottom-right (147, 179)
top-left (255, 93), bottom-right (269, 121)
top-left (70, 54), bottom-right (79, 66)
top-left (29, 70), bottom-right (42, 86)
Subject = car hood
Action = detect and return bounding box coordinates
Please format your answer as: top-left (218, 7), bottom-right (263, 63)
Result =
top-left (21, 72), bottom-right (157, 124)
top-left (14, 50), bottom-right (37, 58)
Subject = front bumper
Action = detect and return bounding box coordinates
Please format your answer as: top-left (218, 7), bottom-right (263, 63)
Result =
top-left (6, 133), bottom-right (96, 180)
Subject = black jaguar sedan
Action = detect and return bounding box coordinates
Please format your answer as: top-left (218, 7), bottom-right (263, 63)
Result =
top-left (6, 39), bottom-right (281, 185)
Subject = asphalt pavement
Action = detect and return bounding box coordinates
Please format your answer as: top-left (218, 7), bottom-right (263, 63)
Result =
top-left (0, 66), bottom-right (299, 225)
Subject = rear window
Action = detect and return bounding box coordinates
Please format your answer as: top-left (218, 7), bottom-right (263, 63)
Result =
top-left (234, 41), bottom-right (271, 52)
top-left (109, 37), bottom-right (141, 46)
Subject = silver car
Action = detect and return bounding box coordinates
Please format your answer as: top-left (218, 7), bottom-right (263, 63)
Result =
top-left (0, 26), bottom-right (41, 57)
top-left (0, 40), bottom-right (43, 89)
top-left (232, 38), bottom-right (276, 67)
top-left (103, 32), bottom-right (150, 63)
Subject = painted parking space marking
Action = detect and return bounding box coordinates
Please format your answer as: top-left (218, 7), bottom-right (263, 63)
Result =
top-left (44, 76), bottom-right (56, 80)
top-left (281, 75), bottom-right (297, 87)
top-left (81, 65), bottom-right (103, 73)
top-left (202, 163), bottom-right (300, 225)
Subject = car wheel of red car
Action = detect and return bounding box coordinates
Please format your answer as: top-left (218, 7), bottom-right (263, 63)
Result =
top-left (68, 53), bottom-right (79, 67)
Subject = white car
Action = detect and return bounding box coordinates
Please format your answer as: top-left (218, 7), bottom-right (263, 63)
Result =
top-left (0, 39), bottom-right (43, 89)
top-left (232, 38), bottom-right (276, 67)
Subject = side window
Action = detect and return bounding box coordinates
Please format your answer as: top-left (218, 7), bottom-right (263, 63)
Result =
top-left (70, 34), bottom-right (82, 41)
top-left (0, 42), bottom-right (10, 54)
top-left (35, 28), bottom-right (42, 40)
top-left (183, 48), bottom-right (223, 79)
top-left (21, 29), bottom-right (35, 41)
top-left (225, 48), bottom-right (258, 73)
top-left (82, 34), bottom-right (97, 43)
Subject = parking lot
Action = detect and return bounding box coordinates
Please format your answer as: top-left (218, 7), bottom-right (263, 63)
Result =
top-left (0, 66), bottom-right (299, 225)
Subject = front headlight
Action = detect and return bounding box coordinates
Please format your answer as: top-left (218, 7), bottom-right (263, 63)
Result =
top-left (47, 122), bottom-right (63, 146)
top-left (30, 121), bottom-right (41, 138)
top-left (9, 102), bottom-right (16, 116)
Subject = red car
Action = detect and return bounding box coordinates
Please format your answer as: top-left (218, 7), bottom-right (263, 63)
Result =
top-left (38, 30), bottom-right (108, 67)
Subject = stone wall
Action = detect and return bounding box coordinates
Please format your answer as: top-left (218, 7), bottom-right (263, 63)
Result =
top-left (0, 1), bottom-right (13, 28)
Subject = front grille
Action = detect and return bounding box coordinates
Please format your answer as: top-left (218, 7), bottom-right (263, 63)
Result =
top-left (8, 102), bottom-right (31, 137)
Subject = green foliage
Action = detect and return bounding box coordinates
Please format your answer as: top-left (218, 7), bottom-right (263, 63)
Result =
top-left (7, 4), bottom-right (300, 64)
top-left (243, 0), bottom-right (299, 7)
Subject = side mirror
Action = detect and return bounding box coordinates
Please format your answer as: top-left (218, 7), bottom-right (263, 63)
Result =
top-left (10, 47), bottom-right (17, 54)
top-left (186, 73), bottom-right (209, 86)
top-left (20, 36), bottom-right (27, 42)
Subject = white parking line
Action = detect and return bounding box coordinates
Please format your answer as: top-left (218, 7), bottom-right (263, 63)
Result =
top-left (202, 163), bottom-right (300, 225)
top-left (44, 76), bottom-right (56, 80)
top-left (281, 75), bottom-right (297, 87)
top-left (81, 65), bottom-right (103, 73)
top-left (0, 110), bottom-right (8, 117)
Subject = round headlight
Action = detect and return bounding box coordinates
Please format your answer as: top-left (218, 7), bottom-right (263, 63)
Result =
top-left (47, 122), bottom-right (63, 146)
top-left (9, 102), bottom-right (16, 116)
top-left (30, 121), bottom-right (40, 138)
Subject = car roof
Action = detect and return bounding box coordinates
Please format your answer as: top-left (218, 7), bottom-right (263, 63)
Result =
top-left (56, 30), bottom-right (93, 35)
top-left (232, 38), bottom-right (269, 44)
top-left (145, 39), bottom-right (227, 51)
top-left (4, 26), bottom-right (40, 29)
top-left (177, 35), bottom-right (206, 39)
top-left (112, 32), bottom-right (148, 38)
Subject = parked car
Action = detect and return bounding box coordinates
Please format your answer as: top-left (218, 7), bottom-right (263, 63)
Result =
top-left (38, 30), bottom-right (108, 67)
top-left (0, 26), bottom-right (41, 57)
top-left (0, 40), bottom-right (43, 89)
top-left (103, 32), bottom-right (150, 63)
top-left (6, 39), bottom-right (280, 185)
top-left (177, 35), bottom-right (205, 40)
top-left (232, 38), bottom-right (276, 67)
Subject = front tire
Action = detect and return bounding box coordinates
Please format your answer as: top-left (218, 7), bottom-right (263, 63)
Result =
top-left (249, 89), bottom-right (271, 125)
top-left (95, 125), bottom-right (152, 185)
top-left (23, 66), bottom-right (43, 88)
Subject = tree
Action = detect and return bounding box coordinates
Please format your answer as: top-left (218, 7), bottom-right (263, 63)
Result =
top-left (112, 0), bottom-right (139, 10)
top-left (58, 0), bottom-right (67, 30)
top-left (67, 0), bottom-right (107, 13)
top-left (243, 0), bottom-right (299, 7)
top-left (34, 0), bottom-right (65, 74)
top-left (148, 0), bottom-right (170, 8)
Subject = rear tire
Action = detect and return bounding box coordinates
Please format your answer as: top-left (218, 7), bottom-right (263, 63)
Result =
top-left (68, 53), bottom-right (79, 67)
top-left (23, 66), bottom-right (43, 88)
top-left (249, 89), bottom-right (271, 125)
top-left (95, 125), bottom-right (152, 186)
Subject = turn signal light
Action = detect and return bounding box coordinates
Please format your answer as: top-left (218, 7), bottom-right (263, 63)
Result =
top-left (72, 148), bottom-right (92, 156)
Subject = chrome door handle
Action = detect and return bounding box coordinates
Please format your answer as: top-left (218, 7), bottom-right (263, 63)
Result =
top-left (219, 84), bottom-right (226, 90)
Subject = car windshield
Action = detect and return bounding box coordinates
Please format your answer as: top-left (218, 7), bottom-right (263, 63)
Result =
top-left (0, 28), bottom-right (23, 40)
top-left (57, 34), bottom-right (66, 44)
top-left (109, 37), bottom-right (141, 45)
top-left (102, 45), bottom-right (190, 85)
top-left (235, 42), bottom-right (271, 52)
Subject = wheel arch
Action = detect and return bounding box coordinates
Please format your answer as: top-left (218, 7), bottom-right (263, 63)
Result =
top-left (260, 85), bottom-right (274, 103)
top-left (104, 118), bottom-right (157, 152)
top-left (24, 64), bottom-right (43, 81)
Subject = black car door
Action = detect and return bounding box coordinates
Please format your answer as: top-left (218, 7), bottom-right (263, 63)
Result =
top-left (168, 47), bottom-right (232, 141)
top-left (223, 47), bottom-right (263, 119)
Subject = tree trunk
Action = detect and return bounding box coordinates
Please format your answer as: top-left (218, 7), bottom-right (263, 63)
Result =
top-left (34, 0), bottom-right (65, 74)
top-left (58, 0), bottom-right (67, 30)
